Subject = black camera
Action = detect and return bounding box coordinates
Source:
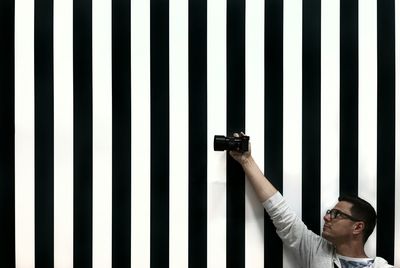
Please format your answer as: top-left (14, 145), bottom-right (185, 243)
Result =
top-left (214, 134), bottom-right (250, 152)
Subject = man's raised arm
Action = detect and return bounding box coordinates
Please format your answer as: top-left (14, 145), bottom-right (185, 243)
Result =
top-left (229, 133), bottom-right (277, 203)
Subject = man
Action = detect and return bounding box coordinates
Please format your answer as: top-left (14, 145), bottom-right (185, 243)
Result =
top-left (229, 133), bottom-right (394, 268)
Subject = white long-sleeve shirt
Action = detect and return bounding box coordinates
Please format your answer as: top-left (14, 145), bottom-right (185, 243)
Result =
top-left (262, 192), bottom-right (394, 268)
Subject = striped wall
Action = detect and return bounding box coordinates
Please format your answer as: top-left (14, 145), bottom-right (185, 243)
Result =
top-left (0, 0), bottom-right (399, 267)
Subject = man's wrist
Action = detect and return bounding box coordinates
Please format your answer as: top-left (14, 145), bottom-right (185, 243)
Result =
top-left (241, 155), bottom-right (254, 168)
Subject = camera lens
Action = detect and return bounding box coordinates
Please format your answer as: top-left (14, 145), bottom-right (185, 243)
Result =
top-left (214, 135), bottom-right (229, 151)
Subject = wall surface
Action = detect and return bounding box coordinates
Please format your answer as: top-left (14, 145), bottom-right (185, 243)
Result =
top-left (0, 0), bottom-right (399, 267)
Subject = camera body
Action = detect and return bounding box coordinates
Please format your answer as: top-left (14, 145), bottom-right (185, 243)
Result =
top-left (214, 135), bottom-right (250, 152)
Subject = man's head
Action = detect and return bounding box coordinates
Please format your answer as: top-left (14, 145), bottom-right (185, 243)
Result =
top-left (322, 195), bottom-right (377, 245)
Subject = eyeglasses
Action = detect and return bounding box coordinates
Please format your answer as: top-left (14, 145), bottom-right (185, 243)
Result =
top-left (326, 209), bottom-right (363, 222)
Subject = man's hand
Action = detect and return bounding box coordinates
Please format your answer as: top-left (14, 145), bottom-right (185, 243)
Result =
top-left (229, 132), bottom-right (252, 165)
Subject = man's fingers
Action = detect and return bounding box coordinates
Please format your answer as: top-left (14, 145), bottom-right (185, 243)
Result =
top-left (233, 132), bottom-right (246, 137)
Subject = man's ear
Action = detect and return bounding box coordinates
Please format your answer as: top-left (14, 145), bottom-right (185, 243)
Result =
top-left (353, 221), bottom-right (365, 235)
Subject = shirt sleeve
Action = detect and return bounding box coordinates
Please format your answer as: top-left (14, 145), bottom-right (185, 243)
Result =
top-left (262, 192), bottom-right (331, 266)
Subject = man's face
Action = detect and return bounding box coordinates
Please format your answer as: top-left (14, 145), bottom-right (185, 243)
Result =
top-left (322, 201), bottom-right (359, 244)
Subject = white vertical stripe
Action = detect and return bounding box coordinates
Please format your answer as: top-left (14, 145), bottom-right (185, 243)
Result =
top-left (283, 0), bottom-right (302, 217)
top-left (395, 0), bottom-right (400, 265)
top-left (320, 0), bottom-right (340, 228)
top-left (54, 0), bottom-right (74, 266)
top-left (132, 0), bottom-right (151, 266)
top-left (358, 0), bottom-right (377, 257)
top-left (245, 0), bottom-right (265, 266)
top-left (283, 0), bottom-right (302, 266)
top-left (15, 0), bottom-right (35, 266)
top-left (207, 0), bottom-right (227, 265)
top-left (92, 0), bottom-right (112, 266)
top-left (169, 0), bottom-right (189, 266)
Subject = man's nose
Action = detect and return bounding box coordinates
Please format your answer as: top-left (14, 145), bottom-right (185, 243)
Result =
top-left (323, 213), bottom-right (331, 222)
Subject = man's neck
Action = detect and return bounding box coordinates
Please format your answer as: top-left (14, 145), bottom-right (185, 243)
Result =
top-left (335, 241), bottom-right (368, 258)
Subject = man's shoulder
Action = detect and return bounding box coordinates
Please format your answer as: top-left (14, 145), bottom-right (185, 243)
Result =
top-left (373, 256), bottom-right (394, 268)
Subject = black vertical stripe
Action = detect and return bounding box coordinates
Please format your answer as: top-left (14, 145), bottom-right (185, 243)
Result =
top-left (0, 0), bottom-right (15, 266)
top-left (226, 0), bottom-right (246, 267)
top-left (112, 0), bottom-right (131, 266)
top-left (265, 0), bottom-right (283, 267)
top-left (188, 0), bottom-right (207, 266)
top-left (150, 0), bottom-right (170, 266)
top-left (73, 0), bottom-right (93, 266)
top-left (376, 0), bottom-right (395, 263)
top-left (302, 0), bottom-right (321, 234)
top-left (35, 0), bottom-right (54, 266)
top-left (339, 0), bottom-right (358, 196)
